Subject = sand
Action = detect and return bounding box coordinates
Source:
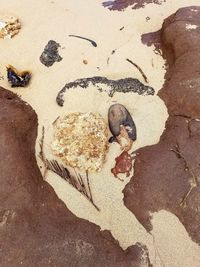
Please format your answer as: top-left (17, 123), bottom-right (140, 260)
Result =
top-left (0, 0), bottom-right (200, 266)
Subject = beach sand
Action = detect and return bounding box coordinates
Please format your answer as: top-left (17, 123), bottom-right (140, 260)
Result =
top-left (1, 0), bottom-right (200, 266)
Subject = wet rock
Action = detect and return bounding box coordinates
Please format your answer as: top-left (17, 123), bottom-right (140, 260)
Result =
top-left (40, 40), bottom-right (62, 67)
top-left (123, 6), bottom-right (200, 245)
top-left (56, 76), bottom-right (154, 106)
top-left (0, 87), bottom-right (151, 266)
top-left (0, 15), bottom-right (21, 39)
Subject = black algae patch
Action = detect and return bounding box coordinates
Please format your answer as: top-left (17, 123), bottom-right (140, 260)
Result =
top-left (40, 40), bottom-right (62, 67)
top-left (56, 76), bottom-right (155, 106)
top-left (7, 65), bottom-right (31, 87)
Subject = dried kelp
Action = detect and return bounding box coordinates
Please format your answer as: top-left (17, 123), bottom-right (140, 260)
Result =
top-left (69, 35), bottom-right (97, 47)
top-left (126, 58), bottom-right (148, 83)
top-left (39, 127), bottom-right (99, 211)
top-left (56, 76), bottom-right (155, 106)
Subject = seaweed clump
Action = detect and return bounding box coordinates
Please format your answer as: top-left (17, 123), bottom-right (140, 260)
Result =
top-left (7, 65), bottom-right (31, 87)
top-left (40, 40), bottom-right (62, 67)
top-left (56, 76), bottom-right (155, 106)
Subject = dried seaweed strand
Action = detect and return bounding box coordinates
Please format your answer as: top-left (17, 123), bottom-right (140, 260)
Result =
top-left (46, 160), bottom-right (100, 211)
top-left (39, 126), bottom-right (48, 178)
top-left (126, 58), bottom-right (148, 83)
top-left (68, 35), bottom-right (97, 47)
top-left (39, 126), bottom-right (45, 162)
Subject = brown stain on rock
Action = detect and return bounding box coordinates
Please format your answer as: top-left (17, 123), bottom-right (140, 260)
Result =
top-left (124, 6), bottom-right (200, 245)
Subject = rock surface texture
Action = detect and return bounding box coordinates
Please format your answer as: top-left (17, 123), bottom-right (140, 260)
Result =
top-left (124, 6), bottom-right (200, 245)
top-left (0, 88), bottom-right (151, 266)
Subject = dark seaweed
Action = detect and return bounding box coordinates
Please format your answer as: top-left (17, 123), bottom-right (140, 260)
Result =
top-left (56, 76), bottom-right (155, 106)
top-left (126, 58), bottom-right (148, 83)
top-left (40, 40), bottom-right (62, 67)
top-left (69, 35), bottom-right (97, 47)
top-left (7, 67), bottom-right (31, 87)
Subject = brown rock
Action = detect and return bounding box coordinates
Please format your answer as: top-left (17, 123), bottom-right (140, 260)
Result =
top-left (124, 6), bottom-right (200, 245)
top-left (0, 87), bottom-right (151, 266)
top-left (159, 6), bottom-right (200, 117)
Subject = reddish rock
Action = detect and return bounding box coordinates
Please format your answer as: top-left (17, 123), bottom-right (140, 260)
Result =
top-left (124, 6), bottom-right (200, 245)
top-left (0, 88), bottom-right (151, 266)
top-left (141, 30), bottom-right (162, 54)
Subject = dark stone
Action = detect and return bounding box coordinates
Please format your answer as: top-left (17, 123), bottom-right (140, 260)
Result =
top-left (40, 40), bottom-right (62, 67)
top-left (108, 103), bottom-right (137, 141)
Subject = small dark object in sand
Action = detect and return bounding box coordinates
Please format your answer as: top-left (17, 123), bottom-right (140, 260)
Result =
top-left (108, 103), bottom-right (136, 151)
top-left (83, 59), bottom-right (88, 64)
top-left (7, 65), bottom-right (31, 87)
top-left (69, 34), bottom-right (97, 47)
top-left (56, 76), bottom-right (154, 106)
top-left (40, 40), bottom-right (62, 67)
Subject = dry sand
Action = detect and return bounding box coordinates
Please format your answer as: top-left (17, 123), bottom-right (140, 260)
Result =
top-left (0, 0), bottom-right (200, 266)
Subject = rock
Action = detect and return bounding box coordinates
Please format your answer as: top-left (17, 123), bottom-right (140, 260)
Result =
top-left (51, 112), bottom-right (108, 172)
top-left (124, 6), bottom-right (200, 245)
top-left (0, 87), bottom-right (151, 266)
top-left (0, 14), bottom-right (21, 39)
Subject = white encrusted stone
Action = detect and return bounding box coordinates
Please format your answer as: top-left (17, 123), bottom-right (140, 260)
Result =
top-left (0, 15), bottom-right (21, 39)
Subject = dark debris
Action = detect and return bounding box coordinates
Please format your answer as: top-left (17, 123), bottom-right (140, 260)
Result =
top-left (56, 76), bottom-right (155, 106)
top-left (7, 66), bottom-right (31, 87)
top-left (40, 40), bottom-right (62, 67)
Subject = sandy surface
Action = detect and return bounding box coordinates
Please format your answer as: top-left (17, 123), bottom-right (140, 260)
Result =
top-left (0, 0), bottom-right (200, 266)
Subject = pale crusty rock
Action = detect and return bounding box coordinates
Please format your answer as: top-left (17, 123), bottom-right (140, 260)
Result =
top-left (51, 112), bottom-right (109, 172)
top-left (0, 14), bottom-right (21, 39)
